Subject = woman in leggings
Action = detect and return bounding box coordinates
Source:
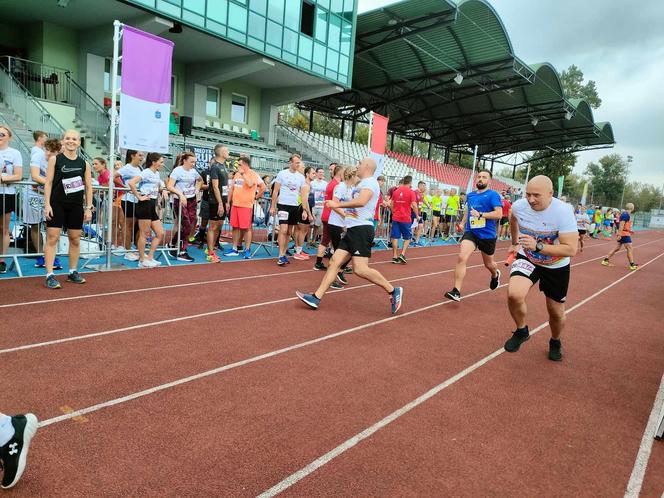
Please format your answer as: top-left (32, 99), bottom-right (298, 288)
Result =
top-left (115, 149), bottom-right (144, 260)
top-left (128, 152), bottom-right (166, 268)
top-left (167, 151), bottom-right (202, 262)
top-left (43, 130), bottom-right (93, 289)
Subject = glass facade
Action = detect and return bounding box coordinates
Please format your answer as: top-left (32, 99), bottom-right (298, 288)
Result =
top-left (126, 0), bottom-right (357, 86)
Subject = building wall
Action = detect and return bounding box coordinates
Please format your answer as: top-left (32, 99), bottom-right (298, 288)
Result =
top-left (41, 22), bottom-right (79, 78)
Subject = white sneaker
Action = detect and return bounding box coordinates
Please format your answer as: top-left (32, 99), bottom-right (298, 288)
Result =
top-left (139, 258), bottom-right (158, 268)
top-left (111, 245), bottom-right (126, 254)
top-left (124, 252), bottom-right (139, 261)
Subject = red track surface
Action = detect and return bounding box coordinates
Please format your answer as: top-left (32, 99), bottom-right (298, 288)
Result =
top-left (1, 234), bottom-right (663, 497)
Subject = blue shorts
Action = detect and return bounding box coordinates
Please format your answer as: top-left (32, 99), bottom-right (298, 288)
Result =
top-left (618, 236), bottom-right (632, 244)
top-left (391, 221), bottom-right (412, 240)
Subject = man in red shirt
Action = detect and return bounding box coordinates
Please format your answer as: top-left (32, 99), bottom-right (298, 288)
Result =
top-left (389, 175), bottom-right (419, 264)
top-left (499, 192), bottom-right (512, 240)
top-left (314, 163), bottom-right (343, 271)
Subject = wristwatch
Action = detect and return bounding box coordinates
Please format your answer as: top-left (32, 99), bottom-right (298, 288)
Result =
top-left (534, 241), bottom-right (544, 252)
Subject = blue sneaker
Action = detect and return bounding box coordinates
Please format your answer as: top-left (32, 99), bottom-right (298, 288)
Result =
top-left (277, 256), bottom-right (289, 266)
top-left (224, 249), bottom-right (240, 257)
top-left (45, 274), bottom-right (61, 289)
top-left (243, 249), bottom-right (252, 259)
top-left (34, 256), bottom-right (45, 268)
top-left (390, 287), bottom-right (403, 314)
top-left (296, 290), bottom-right (320, 309)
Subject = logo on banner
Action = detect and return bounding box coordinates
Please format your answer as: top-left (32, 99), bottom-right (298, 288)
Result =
top-left (155, 110), bottom-right (162, 119)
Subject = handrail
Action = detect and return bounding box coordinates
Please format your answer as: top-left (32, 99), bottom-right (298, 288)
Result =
top-left (65, 73), bottom-right (111, 151)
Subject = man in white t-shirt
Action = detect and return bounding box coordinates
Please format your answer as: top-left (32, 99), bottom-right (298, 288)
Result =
top-left (310, 167), bottom-right (328, 246)
top-left (504, 175), bottom-right (578, 361)
top-left (270, 154), bottom-right (306, 266)
top-left (574, 204), bottom-right (591, 253)
top-left (296, 157), bottom-right (403, 315)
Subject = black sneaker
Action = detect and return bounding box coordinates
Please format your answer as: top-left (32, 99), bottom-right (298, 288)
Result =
top-left (313, 262), bottom-right (327, 271)
top-left (398, 254), bottom-right (407, 264)
top-left (285, 249), bottom-right (294, 257)
top-left (177, 251), bottom-right (195, 262)
top-left (0, 414), bottom-right (38, 489)
top-left (330, 281), bottom-right (344, 290)
top-left (548, 338), bottom-right (563, 361)
top-left (66, 271), bottom-right (86, 284)
top-left (323, 249), bottom-right (332, 259)
top-left (343, 266), bottom-right (353, 274)
top-left (336, 272), bottom-right (348, 285)
top-left (504, 327), bottom-right (530, 352)
top-left (490, 269), bottom-right (501, 290)
top-left (0, 262), bottom-right (6, 274)
top-left (391, 258), bottom-right (400, 264)
top-left (444, 288), bottom-right (461, 302)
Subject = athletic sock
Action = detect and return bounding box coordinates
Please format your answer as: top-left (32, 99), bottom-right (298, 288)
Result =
top-left (516, 326), bottom-right (529, 335)
top-left (46, 272), bottom-right (54, 278)
top-left (316, 256), bottom-right (323, 265)
top-left (69, 269), bottom-right (76, 274)
top-left (295, 246), bottom-right (302, 254)
top-left (0, 415), bottom-right (15, 446)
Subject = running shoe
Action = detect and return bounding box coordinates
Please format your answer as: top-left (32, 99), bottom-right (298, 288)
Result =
top-left (223, 249), bottom-right (240, 257)
top-left (629, 263), bottom-right (639, 271)
top-left (504, 327), bottom-right (530, 352)
top-left (296, 290), bottom-right (320, 309)
top-left (548, 338), bottom-right (563, 361)
top-left (336, 272), bottom-right (348, 285)
top-left (390, 287), bottom-right (403, 314)
top-left (0, 413), bottom-right (38, 489)
top-left (34, 256), bottom-right (45, 268)
top-left (124, 252), bottom-right (139, 262)
top-left (293, 252), bottom-right (308, 261)
top-left (490, 269), bottom-right (501, 290)
top-left (277, 256), bottom-right (289, 266)
top-left (188, 235), bottom-right (197, 243)
top-left (398, 254), bottom-right (407, 264)
top-left (601, 258), bottom-right (610, 266)
top-left (330, 281), bottom-right (344, 290)
top-left (243, 249), bottom-right (252, 260)
top-left (343, 266), bottom-right (353, 274)
top-left (66, 271), bottom-right (86, 284)
top-left (206, 253), bottom-right (221, 263)
top-left (444, 288), bottom-right (461, 302)
top-left (177, 252), bottom-right (194, 262)
top-left (0, 262), bottom-right (6, 274)
top-left (45, 274), bottom-right (61, 289)
top-left (391, 258), bottom-right (400, 264)
top-left (313, 262), bottom-right (327, 271)
top-left (139, 258), bottom-right (160, 268)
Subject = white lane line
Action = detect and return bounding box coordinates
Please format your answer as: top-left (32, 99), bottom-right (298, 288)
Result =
top-left (257, 249), bottom-right (664, 498)
top-left (35, 243), bottom-right (651, 428)
top-left (624, 374), bottom-right (664, 498)
top-left (0, 245), bottom-right (482, 309)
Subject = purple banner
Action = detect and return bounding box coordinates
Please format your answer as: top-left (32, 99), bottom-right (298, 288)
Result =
top-left (121, 25), bottom-right (173, 103)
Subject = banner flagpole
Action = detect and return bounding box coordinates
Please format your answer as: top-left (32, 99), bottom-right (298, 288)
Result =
top-left (465, 144), bottom-right (479, 194)
top-left (105, 20), bottom-right (122, 270)
top-left (367, 111), bottom-right (373, 160)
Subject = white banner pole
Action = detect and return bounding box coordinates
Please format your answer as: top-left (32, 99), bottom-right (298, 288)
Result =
top-left (367, 111), bottom-right (373, 161)
top-left (105, 20), bottom-right (122, 270)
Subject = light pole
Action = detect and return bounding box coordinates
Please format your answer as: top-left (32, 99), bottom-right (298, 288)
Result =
top-left (622, 155), bottom-right (633, 208)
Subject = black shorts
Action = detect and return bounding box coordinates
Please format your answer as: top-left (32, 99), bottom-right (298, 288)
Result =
top-left (208, 202), bottom-right (223, 222)
top-left (121, 199), bottom-right (137, 218)
top-left (500, 216), bottom-right (509, 226)
top-left (46, 202), bottom-right (83, 230)
top-left (199, 199), bottom-right (209, 220)
top-left (136, 199), bottom-right (159, 221)
top-left (297, 205), bottom-right (311, 225)
top-left (443, 214), bottom-right (453, 223)
top-left (276, 203), bottom-right (299, 226)
top-left (461, 231), bottom-right (497, 256)
top-left (420, 212), bottom-right (428, 222)
top-left (578, 229), bottom-right (587, 235)
top-left (338, 225), bottom-right (374, 258)
top-left (510, 254), bottom-right (570, 303)
top-left (432, 210), bottom-right (441, 218)
top-left (0, 194), bottom-right (16, 214)
top-left (328, 223), bottom-right (344, 250)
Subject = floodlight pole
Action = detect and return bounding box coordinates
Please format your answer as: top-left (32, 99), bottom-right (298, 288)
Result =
top-left (105, 20), bottom-right (122, 270)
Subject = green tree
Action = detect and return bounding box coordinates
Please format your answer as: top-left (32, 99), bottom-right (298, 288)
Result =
top-left (585, 154), bottom-right (629, 207)
top-left (560, 64), bottom-right (602, 109)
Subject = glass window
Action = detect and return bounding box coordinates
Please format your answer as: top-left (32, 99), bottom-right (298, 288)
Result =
top-left (282, 52), bottom-right (297, 64)
top-left (328, 14), bottom-right (340, 51)
top-left (283, 28), bottom-right (298, 54)
top-left (206, 0), bottom-right (228, 23)
top-left (156, 0), bottom-right (181, 16)
top-left (318, 0), bottom-right (329, 10)
top-left (249, 0), bottom-right (267, 15)
top-left (299, 34), bottom-right (313, 60)
top-left (326, 48), bottom-right (338, 72)
top-left (248, 12), bottom-right (266, 39)
top-left (206, 87), bottom-right (219, 116)
top-left (266, 20), bottom-right (282, 47)
top-left (231, 94), bottom-right (248, 123)
top-left (228, 28), bottom-right (247, 43)
top-left (228, 2), bottom-right (247, 32)
top-left (285, 1), bottom-right (301, 31)
top-left (330, 0), bottom-right (343, 15)
top-left (343, 0), bottom-right (354, 17)
top-left (248, 36), bottom-right (265, 51)
top-left (313, 42), bottom-right (326, 66)
top-left (267, 0), bottom-right (284, 22)
top-left (104, 58), bottom-right (121, 93)
top-left (338, 54), bottom-right (349, 76)
top-left (182, 9), bottom-right (205, 27)
top-left (315, 8), bottom-right (327, 43)
top-left (265, 44), bottom-right (281, 58)
top-left (206, 19), bottom-right (227, 35)
top-left (183, 0), bottom-right (205, 14)
top-left (340, 19), bottom-right (352, 55)
top-left (298, 57), bottom-right (312, 70)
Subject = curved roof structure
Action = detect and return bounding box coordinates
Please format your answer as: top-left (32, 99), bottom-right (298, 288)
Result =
top-left (303, 0), bottom-right (614, 156)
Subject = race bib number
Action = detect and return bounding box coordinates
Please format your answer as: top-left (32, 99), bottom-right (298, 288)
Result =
top-left (222, 186), bottom-right (229, 196)
top-left (182, 182), bottom-right (195, 197)
top-left (511, 258), bottom-right (536, 277)
top-left (277, 210), bottom-right (289, 221)
top-left (315, 191), bottom-right (325, 205)
top-left (234, 179), bottom-right (244, 188)
top-left (469, 216), bottom-right (486, 229)
top-left (62, 176), bottom-right (84, 195)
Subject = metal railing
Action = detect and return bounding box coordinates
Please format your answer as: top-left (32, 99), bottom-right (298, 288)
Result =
top-left (275, 123), bottom-right (347, 167)
top-left (0, 56), bottom-right (70, 103)
top-left (66, 75), bottom-right (110, 152)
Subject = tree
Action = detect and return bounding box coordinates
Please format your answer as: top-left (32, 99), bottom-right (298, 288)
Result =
top-left (585, 154), bottom-right (629, 207)
top-left (560, 64), bottom-right (602, 109)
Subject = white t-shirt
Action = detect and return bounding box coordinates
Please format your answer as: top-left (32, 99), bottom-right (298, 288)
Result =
top-left (170, 166), bottom-right (201, 199)
top-left (575, 212), bottom-right (590, 230)
top-left (512, 197), bottom-right (578, 268)
top-left (344, 176), bottom-right (380, 229)
top-left (0, 146), bottom-right (23, 195)
top-left (311, 179), bottom-right (328, 208)
top-left (30, 146), bottom-right (48, 194)
top-left (117, 163), bottom-right (142, 203)
top-left (275, 169), bottom-right (305, 206)
top-left (328, 182), bottom-right (351, 228)
top-left (138, 168), bottom-right (163, 199)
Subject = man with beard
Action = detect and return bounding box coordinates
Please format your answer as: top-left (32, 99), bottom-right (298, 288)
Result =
top-left (444, 170), bottom-right (503, 302)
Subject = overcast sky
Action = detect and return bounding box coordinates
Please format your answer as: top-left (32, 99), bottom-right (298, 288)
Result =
top-left (357, 0), bottom-right (664, 187)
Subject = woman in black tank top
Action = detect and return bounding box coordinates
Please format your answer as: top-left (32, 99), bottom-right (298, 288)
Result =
top-left (42, 130), bottom-right (93, 289)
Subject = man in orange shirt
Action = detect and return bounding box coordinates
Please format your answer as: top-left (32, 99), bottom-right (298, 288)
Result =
top-left (226, 156), bottom-right (265, 259)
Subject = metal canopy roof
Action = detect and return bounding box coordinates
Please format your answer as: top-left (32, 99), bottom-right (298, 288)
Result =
top-left (302, 0), bottom-right (614, 155)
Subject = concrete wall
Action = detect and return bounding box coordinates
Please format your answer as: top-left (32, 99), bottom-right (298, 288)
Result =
top-left (41, 22), bottom-right (79, 78)
top-left (38, 100), bottom-right (76, 130)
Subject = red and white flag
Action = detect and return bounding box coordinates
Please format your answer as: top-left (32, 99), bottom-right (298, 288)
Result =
top-left (368, 112), bottom-right (389, 178)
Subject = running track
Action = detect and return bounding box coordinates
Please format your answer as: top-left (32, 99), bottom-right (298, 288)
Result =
top-left (1, 233), bottom-right (663, 497)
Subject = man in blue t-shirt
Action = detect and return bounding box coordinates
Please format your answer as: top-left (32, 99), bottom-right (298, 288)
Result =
top-left (444, 169), bottom-right (503, 301)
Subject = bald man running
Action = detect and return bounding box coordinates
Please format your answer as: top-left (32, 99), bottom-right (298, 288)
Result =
top-left (504, 176), bottom-right (578, 361)
top-left (296, 157), bottom-right (403, 314)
